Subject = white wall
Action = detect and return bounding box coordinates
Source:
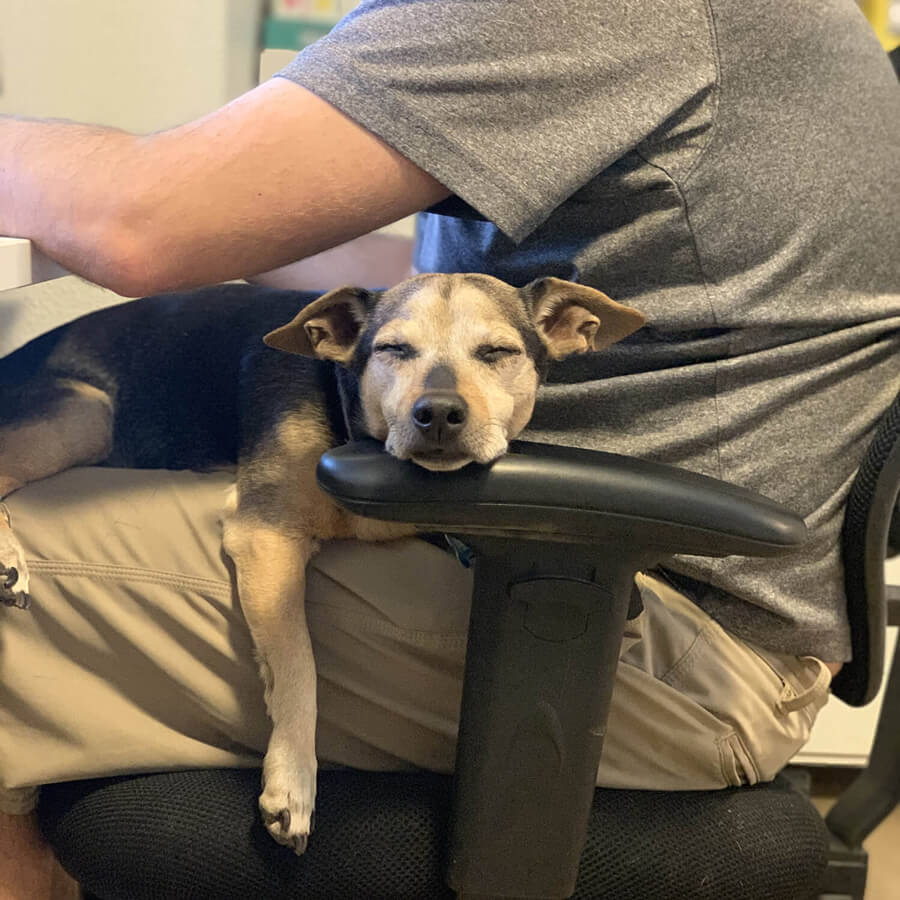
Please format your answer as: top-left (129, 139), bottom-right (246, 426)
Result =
top-left (0, 0), bottom-right (266, 355)
top-left (0, 0), bottom-right (266, 131)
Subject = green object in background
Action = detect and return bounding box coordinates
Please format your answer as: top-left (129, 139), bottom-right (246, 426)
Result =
top-left (264, 17), bottom-right (336, 50)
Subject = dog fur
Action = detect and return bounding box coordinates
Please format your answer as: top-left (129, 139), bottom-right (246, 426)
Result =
top-left (0, 273), bottom-right (644, 852)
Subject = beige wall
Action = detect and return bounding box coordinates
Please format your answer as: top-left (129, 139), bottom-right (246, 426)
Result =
top-left (0, 0), bottom-right (265, 130)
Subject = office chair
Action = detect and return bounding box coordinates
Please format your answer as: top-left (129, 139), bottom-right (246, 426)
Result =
top-left (36, 383), bottom-right (899, 899)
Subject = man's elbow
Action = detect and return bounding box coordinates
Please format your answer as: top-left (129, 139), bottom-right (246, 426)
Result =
top-left (90, 222), bottom-right (182, 299)
top-left (93, 241), bottom-right (155, 299)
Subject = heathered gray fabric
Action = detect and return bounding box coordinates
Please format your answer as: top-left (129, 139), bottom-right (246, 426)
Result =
top-left (279, 0), bottom-right (900, 661)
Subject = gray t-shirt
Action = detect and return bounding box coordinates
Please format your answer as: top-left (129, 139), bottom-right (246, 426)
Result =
top-left (279, 0), bottom-right (900, 661)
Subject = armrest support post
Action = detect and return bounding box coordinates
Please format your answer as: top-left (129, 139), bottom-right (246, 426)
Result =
top-left (447, 537), bottom-right (655, 899)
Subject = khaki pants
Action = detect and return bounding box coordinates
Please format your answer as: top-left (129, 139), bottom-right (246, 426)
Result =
top-left (0, 467), bottom-right (832, 814)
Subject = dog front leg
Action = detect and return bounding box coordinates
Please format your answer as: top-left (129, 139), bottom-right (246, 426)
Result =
top-left (0, 378), bottom-right (113, 608)
top-left (223, 516), bottom-right (319, 854)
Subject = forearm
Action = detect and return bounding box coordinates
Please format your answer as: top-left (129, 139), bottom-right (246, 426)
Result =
top-left (1, 79), bottom-right (447, 298)
top-left (0, 110), bottom-right (297, 296)
top-left (0, 116), bottom-right (142, 292)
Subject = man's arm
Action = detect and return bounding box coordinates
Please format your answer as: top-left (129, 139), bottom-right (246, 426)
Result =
top-left (0, 78), bottom-right (448, 297)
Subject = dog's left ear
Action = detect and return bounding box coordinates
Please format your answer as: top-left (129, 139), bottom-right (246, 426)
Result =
top-left (522, 277), bottom-right (646, 359)
top-left (264, 286), bottom-right (376, 363)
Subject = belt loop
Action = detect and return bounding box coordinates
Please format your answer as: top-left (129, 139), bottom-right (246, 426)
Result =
top-left (777, 657), bottom-right (831, 714)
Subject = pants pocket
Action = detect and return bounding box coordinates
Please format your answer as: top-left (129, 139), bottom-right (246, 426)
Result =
top-left (599, 654), bottom-right (756, 791)
top-left (661, 624), bottom-right (834, 784)
top-left (599, 574), bottom-right (834, 790)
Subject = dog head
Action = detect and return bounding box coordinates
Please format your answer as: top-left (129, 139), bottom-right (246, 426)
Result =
top-left (264, 273), bottom-right (645, 471)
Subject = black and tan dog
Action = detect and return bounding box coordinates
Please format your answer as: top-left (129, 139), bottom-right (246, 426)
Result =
top-left (0, 273), bottom-right (644, 852)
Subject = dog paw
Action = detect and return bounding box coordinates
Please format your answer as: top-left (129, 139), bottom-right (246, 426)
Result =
top-left (0, 528), bottom-right (30, 610)
top-left (259, 753), bottom-right (317, 854)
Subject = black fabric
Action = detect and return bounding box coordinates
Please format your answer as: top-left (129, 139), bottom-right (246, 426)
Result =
top-left (39, 769), bottom-right (828, 900)
top-left (575, 775), bottom-right (828, 900)
top-left (40, 770), bottom-right (453, 900)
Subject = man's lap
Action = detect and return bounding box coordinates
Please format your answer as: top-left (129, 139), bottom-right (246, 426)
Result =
top-left (0, 467), bottom-right (831, 813)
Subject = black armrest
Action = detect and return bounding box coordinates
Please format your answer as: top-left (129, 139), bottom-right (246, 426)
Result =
top-left (317, 438), bottom-right (806, 557)
top-left (317, 439), bottom-right (807, 898)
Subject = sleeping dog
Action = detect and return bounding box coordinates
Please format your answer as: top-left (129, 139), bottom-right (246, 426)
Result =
top-left (0, 273), bottom-right (645, 852)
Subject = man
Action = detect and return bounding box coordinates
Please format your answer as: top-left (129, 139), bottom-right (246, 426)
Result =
top-left (1, 1), bottom-right (898, 895)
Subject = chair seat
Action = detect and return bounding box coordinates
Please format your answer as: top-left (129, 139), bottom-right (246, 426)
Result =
top-left (38, 769), bottom-right (828, 900)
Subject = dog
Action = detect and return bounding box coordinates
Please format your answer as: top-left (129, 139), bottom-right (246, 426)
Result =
top-left (0, 272), bottom-right (645, 852)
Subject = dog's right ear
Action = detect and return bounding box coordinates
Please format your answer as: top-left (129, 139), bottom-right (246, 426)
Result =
top-left (521, 277), bottom-right (646, 359)
top-left (264, 287), bottom-right (376, 363)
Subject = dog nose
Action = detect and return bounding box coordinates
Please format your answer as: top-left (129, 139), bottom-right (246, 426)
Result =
top-left (411, 391), bottom-right (468, 442)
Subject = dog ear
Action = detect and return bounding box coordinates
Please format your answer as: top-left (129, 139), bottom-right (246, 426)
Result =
top-left (264, 287), bottom-right (376, 363)
top-left (522, 277), bottom-right (646, 359)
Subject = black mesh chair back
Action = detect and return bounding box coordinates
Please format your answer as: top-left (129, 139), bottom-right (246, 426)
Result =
top-left (834, 388), bottom-right (900, 706)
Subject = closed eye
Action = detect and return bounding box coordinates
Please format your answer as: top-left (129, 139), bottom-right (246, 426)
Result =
top-left (475, 344), bottom-right (523, 364)
top-left (374, 342), bottom-right (418, 360)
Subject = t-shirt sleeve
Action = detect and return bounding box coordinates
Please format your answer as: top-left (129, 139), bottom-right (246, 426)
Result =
top-left (276, 0), bottom-right (716, 243)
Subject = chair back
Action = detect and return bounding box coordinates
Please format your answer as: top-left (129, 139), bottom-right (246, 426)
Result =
top-left (833, 48), bottom-right (900, 706)
top-left (834, 389), bottom-right (900, 705)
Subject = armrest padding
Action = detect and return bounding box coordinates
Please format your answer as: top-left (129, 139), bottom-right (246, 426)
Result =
top-left (317, 439), bottom-right (806, 558)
